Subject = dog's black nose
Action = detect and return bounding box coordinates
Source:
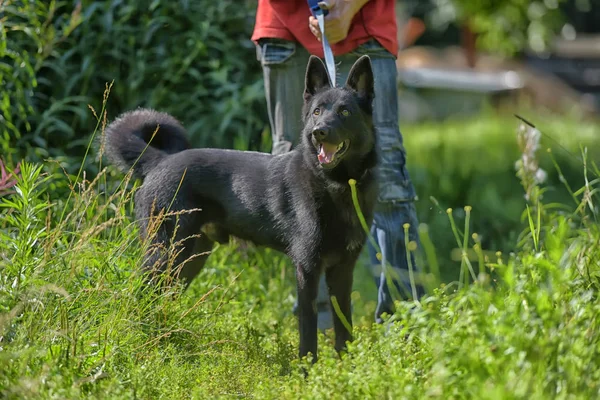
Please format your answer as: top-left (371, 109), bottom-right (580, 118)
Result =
top-left (312, 129), bottom-right (328, 140)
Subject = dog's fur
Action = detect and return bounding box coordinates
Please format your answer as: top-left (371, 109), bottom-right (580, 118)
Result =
top-left (104, 56), bottom-right (378, 362)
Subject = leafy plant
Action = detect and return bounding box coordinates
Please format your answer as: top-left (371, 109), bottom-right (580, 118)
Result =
top-left (1, 0), bottom-right (266, 177)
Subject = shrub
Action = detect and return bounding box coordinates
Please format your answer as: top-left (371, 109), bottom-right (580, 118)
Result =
top-left (1, 0), bottom-right (266, 175)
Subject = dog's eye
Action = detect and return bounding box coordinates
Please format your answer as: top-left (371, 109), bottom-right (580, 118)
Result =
top-left (313, 108), bottom-right (321, 116)
top-left (340, 109), bottom-right (350, 117)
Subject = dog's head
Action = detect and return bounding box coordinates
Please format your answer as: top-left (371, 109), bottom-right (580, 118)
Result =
top-left (301, 55), bottom-right (375, 171)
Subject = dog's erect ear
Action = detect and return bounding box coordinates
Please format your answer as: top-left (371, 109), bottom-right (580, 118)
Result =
top-left (345, 55), bottom-right (374, 101)
top-left (304, 56), bottom-right (332, 102)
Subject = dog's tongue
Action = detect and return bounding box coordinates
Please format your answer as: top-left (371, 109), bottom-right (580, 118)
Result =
top-left (318, 143), bottom-right (338, 164)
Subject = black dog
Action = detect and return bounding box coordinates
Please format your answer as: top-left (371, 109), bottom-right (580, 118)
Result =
top-left (104, 55), bottom-right (378, 362)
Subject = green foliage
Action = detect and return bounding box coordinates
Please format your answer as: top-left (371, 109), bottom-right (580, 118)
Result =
top-left (262, 219), bottom-right (600, 399)
top-left (2, 2), bottom-right (599, 395)
top-left (1, 116), bottom-right (600, 398)
top-left (0, 0), bottom-right (82, 164)
top-left (417, 0), bottom-right (565, 55)
top-left (403, 113), bottom-right (600, 280)
top-left (458, 0), bottom-right (565, 54)
top-left (1, 0), bottom-right (266, 175)
top-left (0, 157), bottom-right (299, 398)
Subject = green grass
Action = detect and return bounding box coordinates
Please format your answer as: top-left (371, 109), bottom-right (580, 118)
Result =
top-left (1, 115), bottom-right (600, 399)
top-left (401, 110), bottom-right (600, 282)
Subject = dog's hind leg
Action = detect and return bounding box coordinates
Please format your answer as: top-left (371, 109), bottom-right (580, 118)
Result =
top-left (159, 210), bottom-right (216, 288)
top-left (140, 208), bottom-right (211, 287)
top-left (178, 234), bottom-right (214, 287)
top-left (325, 263), bottom-right (355, 354)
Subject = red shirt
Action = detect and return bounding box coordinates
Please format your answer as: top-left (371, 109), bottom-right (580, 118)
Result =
top-left (252, 0), bottom-right (398, 58)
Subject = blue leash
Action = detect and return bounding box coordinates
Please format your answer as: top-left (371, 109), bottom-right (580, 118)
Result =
top-left (307, 0), bottom-right (337, 86)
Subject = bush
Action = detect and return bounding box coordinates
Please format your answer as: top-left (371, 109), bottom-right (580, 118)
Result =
top-left (1, 0), bottom-right (266, 174)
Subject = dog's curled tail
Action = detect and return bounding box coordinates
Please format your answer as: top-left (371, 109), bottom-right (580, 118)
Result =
top-left (104, 108), bottom-right (191, 179)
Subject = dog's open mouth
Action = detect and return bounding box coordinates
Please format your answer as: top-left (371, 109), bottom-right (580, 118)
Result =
top-left (317, 140), bottom-right (349, 166)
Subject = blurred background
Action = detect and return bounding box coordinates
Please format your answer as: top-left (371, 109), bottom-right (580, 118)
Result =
top-left (1, 0), bottom-right (599, 281)
top-left (395, 0), bottom-right (600, 120)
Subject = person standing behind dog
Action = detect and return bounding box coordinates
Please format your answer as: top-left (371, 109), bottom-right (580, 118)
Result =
top-left (252, 0), bottom-right (422, 326)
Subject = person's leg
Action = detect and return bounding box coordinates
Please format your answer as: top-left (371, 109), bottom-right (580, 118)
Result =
top-left (256, 39), bottom-right (333, 329)
top-left (338, 40), bottom-right (423, 323)
top-left (257, 39), bottom-right (307, 155)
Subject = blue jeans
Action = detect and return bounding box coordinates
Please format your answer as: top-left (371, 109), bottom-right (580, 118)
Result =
top-left (257, 39), bottom-right (422, 322)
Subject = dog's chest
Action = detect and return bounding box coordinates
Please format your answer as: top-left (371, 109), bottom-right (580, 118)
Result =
top-left (320, 193), bottom-right (367, 253)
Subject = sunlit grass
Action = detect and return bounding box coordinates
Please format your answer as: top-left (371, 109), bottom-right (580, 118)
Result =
top-left (1, 114), bottom-right (600, 398)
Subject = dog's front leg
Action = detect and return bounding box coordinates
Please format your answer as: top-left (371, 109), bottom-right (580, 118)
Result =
top-left (325, 265), bottom-right (354, 354)
top-left (296, 266), bottom-right (320, 362)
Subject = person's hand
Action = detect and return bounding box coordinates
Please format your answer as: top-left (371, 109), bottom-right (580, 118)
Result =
top-left (308, 0), bottom-right (368, 44)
